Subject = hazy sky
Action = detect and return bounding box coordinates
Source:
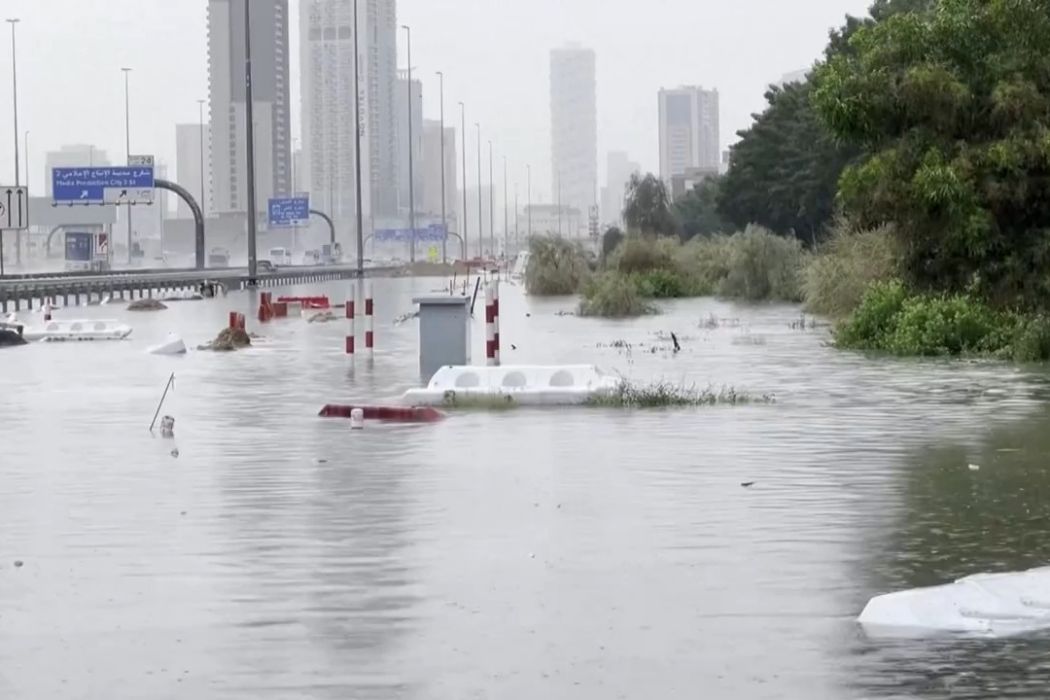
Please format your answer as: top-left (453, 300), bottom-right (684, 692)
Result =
top-left (0, 0), bottom-right (871, 201)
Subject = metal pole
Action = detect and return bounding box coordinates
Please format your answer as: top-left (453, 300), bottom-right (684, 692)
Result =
top-left (436, 71), bottom-right (446, 264)
top-left (527, 164), bottom-right (532, 239)
top-left (23, 130), bottom-right (28, 192)
top-left (514, 182), bottom-right (518, 251)
top-left (488, 140), bottom-right (494, 256)
top-left (198, 99), bottom-right (206, 218)
top-left (503, 155), bottom-right (508, 257)
top-left (402, 25), bottom-right (415, 263)
top-left (243, 0), bottom-right (259, 284)
top-left (122, 67), bottom-right (132, 265)
top-left (475, 123), bottom-right (482, 256)
top-left (353, 0), bottom-right (364, 275)
top-left (459, 102), bottom-right (467, 260)
top-left (7, 19), bottom-right (20, 267)
top-left (557, 170), bottom-right (563, 237)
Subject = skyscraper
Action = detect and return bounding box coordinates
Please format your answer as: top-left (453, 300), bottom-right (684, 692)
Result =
top-left (600, 151), bottom-right (640, 227)
top-left (550, 44), bottom-right (597, 231)
top-left (658, 86), bottom-right (720, 183)
top-left (300, 0), bottom-right (399, 229)
top-left (175, 123), bottom-right (213, 218)
top-left (396, 73), bottom-right (423, 216)
top-left (208, 0), bottom-right (292, 214)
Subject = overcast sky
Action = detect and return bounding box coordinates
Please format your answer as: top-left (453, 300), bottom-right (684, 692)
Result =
top-left (0, 0), bottom-right (871, 201)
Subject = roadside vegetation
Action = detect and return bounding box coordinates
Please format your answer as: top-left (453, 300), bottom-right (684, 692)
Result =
top-left (522, 0), bottom-right (1050, 361)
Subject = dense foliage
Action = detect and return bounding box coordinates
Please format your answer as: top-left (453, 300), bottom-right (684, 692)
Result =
top-left (524, 235), bottom-right (590, 295)
top-left (673, 176), bottom-right (730, 241)
top-left (623, 173), bottom-right (676, 236)
top-left (719, 81), bottom-right (856, 243)
top-left (812, 0), bottom-right (1050, 308)
top-left (803, 221), bottom-right (901, 318)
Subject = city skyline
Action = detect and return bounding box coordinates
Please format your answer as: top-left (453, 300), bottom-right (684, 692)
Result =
top-left (0, 0), bottom-right (872, 206)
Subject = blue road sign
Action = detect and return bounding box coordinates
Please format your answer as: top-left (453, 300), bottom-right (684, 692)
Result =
top-left (268, 196), bottom-right (310, 227)
top-left (64, 232), bottom-right (94, 262)
top-left (375, 224), bottom-right (448, 242)
top-left (52, 167), bottom-right (155, 205)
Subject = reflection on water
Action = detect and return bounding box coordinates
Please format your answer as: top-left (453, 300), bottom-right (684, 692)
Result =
top-left (1, 278), bottom-right (1049, 698)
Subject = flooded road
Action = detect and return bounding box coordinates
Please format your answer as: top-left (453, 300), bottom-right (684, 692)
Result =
top-left (3, 276), bottom-right (1050, 699)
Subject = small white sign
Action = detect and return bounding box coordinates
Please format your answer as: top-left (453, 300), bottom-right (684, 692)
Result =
top-left (104, 187), bottom-right (154, 205)
top-left (128, 154), bottom-right (155, 167)
top-left (0, 185), bottom-right (29, 230)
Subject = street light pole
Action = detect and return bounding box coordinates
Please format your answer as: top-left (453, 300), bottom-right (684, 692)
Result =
top-left (459, 102), bottom-right (468, 260)
top-left (122, 67), bottom-right (133, 265)
top-left (7, 19), bottom-right (21, 267)
top-left (23, 130), bottom-right (28, 190)
top-left (401, 24), bottom-right (415, 263)
top-left (353, 0), bottom-right (364, 274)
top-left (243, 0), bottom-right (259, 283)
top-left (557, 170), bottom-right (563, 237)
top-left (436, 71), bottom-right (446, 264)
top-left (488, 140), bottom-right (494, 256)
top-left (475, 123), bottom-right (482, 256)
top-left (503, 155), bottom-right (508, 257)
top-left (197, 99), bottom-right (207, 218)
top-left (526, 164), bottom-right (532, 239)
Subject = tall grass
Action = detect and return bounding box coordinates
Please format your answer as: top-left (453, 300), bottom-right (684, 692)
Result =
top-left (579, 272), bottom-right (656, 317)
top-left (525, 235), bottom-right (591, 295)
top-left (587, 382), bottom-right (774, 407)
top-left (717, 225), bottom-right (805, 302)
top-left (803, 221), bottom-right (900, 318)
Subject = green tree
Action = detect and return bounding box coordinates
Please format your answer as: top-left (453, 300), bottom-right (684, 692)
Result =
top-left (812, 0), bottom-right (1050, 306)
top-left (623, 173), bottom-right (676, 236)
top-left (601, 226), bottom-right (625, 264)
top-left (718, 81), bottom-right (856, 244)
top-left (673, 175), bottom-right (729, 241)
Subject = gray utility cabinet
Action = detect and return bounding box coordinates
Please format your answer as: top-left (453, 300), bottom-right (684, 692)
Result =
top-left (413, 296), bottom-right (472, 383)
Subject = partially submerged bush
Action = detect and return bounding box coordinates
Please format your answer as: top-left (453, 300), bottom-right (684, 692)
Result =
top-left (588, 382), bottom-right (774, 408)
top-left (718, 225), bottom-right (805, 302)
top-left (835, 279), bottom-right (1050, 360)
top-left (579, 272), bottom-right (656, 318)
top-left (803, 221), bottom-right (900, 318)
top-left (525, 235), bottom-right (590, 295)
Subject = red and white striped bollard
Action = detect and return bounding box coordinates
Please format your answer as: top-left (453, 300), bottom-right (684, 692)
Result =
top-left (485, 280), bottom-right (500, 366)
top-left (345, 286), bottom-right (356, 357)
top-left (365, 283), bottom-right (375, 359)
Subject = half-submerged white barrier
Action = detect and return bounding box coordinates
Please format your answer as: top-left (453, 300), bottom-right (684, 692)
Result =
top-left (147, 333), bottom-right (188, 356)
top-left (402, 364), bottom-right (622, 407)
top-left (859, 566), bottom-right (1050, 637)
top-left (22, 319), bottom-right (133, 343)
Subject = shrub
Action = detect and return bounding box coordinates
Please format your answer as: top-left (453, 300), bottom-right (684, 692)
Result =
top-left (1009, 316), bottom-right (1050, 362)
top-left (674, 235), bottom-right (733, 296)
top-left (885, 295), bottom-right (1002, 356)
top-left (587, 382), bottom-right (775, 408)
top-left (612, 235), bottom-right (678, 274)
top-left (835, 279), bottom-right (909, 349)
top-left (601, 227), bottom-right (625, 265)
top-left (718, 225), bottom-right (805, 301)
top-left (633, 269), bottom-right (686, 298)
top-left (579, 272), bottom-right (656, 318)
top-left (803, 221), bottom-right (901, 318)
top-left (524, 235), bottom-right (590, 295)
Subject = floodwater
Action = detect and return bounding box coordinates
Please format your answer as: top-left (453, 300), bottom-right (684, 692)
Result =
top-left (3, 275), bottom-right (1050, 699)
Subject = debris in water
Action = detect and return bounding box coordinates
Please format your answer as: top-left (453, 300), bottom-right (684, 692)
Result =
top-left (127, 298), bottom-right (169, 312)
top-left (741, 481), bottom-right (756, 488)
top-left (393, 311), bottom-right (419, 325)
top-left (671, 332), bottom-right (681, 353)
top-left (511, 344), bottom-right (518, 350)
top-left (969, 464), bottom-right (981, 471)
top-left (170, 447), bottom-right (180, 458)
top-left (307, 311), bottom-right (337, 324)
top-left (198, 327), bottom-right (252, 351)
top-left (13, 560), bottom-right (23, 568)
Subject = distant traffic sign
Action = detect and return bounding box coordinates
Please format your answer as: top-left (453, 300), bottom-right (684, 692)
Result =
top-left (0, 185), bottom-right (28, 230)
top-left (268, 196), bottom-right (310, 227)
top-left (375, 224), bottom-right (448, 242)
top-left (52, 167), bottom-right (155, 206)
top-left (128, 154), bottom-right (154, 167)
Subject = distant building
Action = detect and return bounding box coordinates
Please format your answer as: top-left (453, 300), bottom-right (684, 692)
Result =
top-left (550, 44), bottom-right (597, 233)
top-left (720, 149), bottom-right (731, 175)
top-left (600, 151), bottom-right (640, 227)
top-left (422, 119), bottom-right (457, 225)
top-left (671, 166), bottom-right (719, 202)
top-left (44, 144), bottom-right (110, 197)
top-left (658, 85), bottom-right (720, 184)
top-left (208, 0), bottom-right (292, 214)
top-left (518, 203), bottom-right (583, 239)
top-left (396, 74), bottom-right (424, 219)
top-left (777, 68), bottom-right (809, 87)
top-left (175, 123), bottom-right (213, 218)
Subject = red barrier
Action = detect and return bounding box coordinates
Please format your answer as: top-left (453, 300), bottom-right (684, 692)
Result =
top-left (272, 302), bottom-right (288, 318)
top-left (318, 404), bottom-right (446, 423)
top-left (277, 295), bottom-right (330, 309)
top-left (228, 311), bottom-right (246, 330)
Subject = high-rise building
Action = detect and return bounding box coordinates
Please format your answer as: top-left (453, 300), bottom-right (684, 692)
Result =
top-left (44, 145), bottom-right (110, 197)
top-left (208, 0), bottom-right (292, 214)
top-left (396, 73), bottom-right (423, 217)
top-left (777, 68), bottom-right (809, 87)
top-left (600, 151), bottom-right (640, 227)
top-left (550, 44), bottom-right (597, 231)
top-left (422, 119), bottom-right (457, 222)
top-left (175, 123), bottom-right (213, 218)
top-left (300, 0), bottom-right (399, 231)
top-left (658, 86), bottom-right (720, 184)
